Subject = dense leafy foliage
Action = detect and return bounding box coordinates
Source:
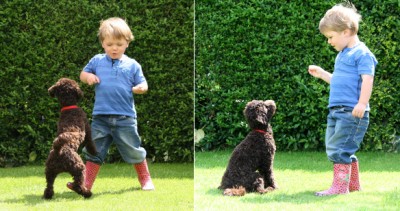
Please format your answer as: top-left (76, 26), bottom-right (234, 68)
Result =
top-left (195, 0), bottom-right (399, 152)
top-left (0, 0), bottom-right (193, 166)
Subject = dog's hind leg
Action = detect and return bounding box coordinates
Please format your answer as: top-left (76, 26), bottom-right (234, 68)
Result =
top-left (71, 171), bottom-right (92, 198)
top-left (43, 168), bottom-right (56, 199)
top-left (69, 161), bottom-right (92, 198)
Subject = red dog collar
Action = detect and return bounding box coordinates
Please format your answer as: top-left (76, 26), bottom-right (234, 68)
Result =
top-left (61, 105), bottom-right (79, 112)
top-left (253, 129), bottom-right (267, 134)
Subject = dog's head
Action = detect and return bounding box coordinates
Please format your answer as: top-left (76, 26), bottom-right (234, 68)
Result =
top-left (244, 100), bottom-right (276, 130)
top-left (48, 78), bottom-right (83, 106)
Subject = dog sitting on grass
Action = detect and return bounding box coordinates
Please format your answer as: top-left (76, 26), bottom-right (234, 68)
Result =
top-left (219, 100), bottom-right (278, 196)
top-left (43, 78), bottom-right (97, 199)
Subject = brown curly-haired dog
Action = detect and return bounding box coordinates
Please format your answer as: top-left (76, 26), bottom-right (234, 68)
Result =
top-left (219, 100), bottom-right (278, 196)
top-left (43, 78), bottom-right (97, 199)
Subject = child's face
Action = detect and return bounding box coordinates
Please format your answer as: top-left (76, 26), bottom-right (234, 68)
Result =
top-left (101, 36), bottom-right (129, 59)
top-left (322, 30), bottom-right (352, 51)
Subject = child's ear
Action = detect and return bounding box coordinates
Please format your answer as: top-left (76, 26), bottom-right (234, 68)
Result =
top-left (343, 29), bottom-right (353, 36)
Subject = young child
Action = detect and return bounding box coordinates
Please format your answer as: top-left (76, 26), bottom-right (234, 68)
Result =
top-left (67, 17), bottom-right (154, 191)
top-left (308, 3), bottom-right (377, 196)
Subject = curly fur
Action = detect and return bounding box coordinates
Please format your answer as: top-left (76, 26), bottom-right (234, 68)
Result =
top-left (43, 78), bottom-right (97, 199)
top-left (219, 100), bottom-right (278, 196)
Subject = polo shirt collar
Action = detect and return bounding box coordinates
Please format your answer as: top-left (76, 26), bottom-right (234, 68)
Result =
top-left (105, 54), bottom-right (126, 63)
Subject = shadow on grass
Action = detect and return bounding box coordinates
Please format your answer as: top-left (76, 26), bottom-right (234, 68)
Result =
top-left (94, 187), bottom-right (137, 196)
top-left (0, 187), bottom-right (135, 205)
top-left (239, 191), bottom-right (339, 204)
top-left (206, 186), bottom-right (223, 196)
top-left (205, 187), bottom-right (344, 204)
top-left (0, 191), bottom-right (86, 205)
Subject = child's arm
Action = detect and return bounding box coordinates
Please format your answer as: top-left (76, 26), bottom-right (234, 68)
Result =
top-left (352, 74), bottom-right (374, 118)
top-left (132, 81), bottom-right (148, 94)
top-left (308, 65), bottom-right (332, 84)
top-left (80, 71), bottom-right (100, 85)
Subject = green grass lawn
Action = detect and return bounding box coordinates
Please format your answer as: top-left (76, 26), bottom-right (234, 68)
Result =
top-left (0, 162), bottom-right (193, 210)
top-left (195, 151), bottom-right (400, 211)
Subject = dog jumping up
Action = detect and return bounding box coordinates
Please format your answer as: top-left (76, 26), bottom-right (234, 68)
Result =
top-left (219, 100), bottom-right (278, 196)
top-left (43, 78), bottom-right (97, 199)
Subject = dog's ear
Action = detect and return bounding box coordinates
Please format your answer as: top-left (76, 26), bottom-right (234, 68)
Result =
top-left (48, 84), bottom-right (58, 98)
top-left (264, 100), bottom-right (276, 119)
top-left (76, 87), bottom-right (84, 100)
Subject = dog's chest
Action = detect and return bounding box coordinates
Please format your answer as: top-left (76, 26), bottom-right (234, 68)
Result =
top-left (238, 135), bottom-right (275, 153)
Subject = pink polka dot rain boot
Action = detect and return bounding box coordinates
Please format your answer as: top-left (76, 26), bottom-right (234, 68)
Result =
top-left (134, 159), bottom-right (155, 190)
top-left (349, 160), bottom-right (361, 192)
top-left (315, 163), bottom-right (351, 196)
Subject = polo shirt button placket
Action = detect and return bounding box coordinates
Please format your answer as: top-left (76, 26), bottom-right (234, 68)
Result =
top-left (112, 59), bottom-right (118, 77)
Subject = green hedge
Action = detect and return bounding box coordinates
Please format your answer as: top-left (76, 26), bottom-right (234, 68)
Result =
top-left (195, 1), bottom-right (400, 152)
top-left (0, 0), bottom-right (193, 167)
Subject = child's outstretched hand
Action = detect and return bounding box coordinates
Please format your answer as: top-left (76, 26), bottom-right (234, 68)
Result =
top-left (308, 65), bottom-right (323, 78)
top-left (308, 65), bottom-right (332, 83)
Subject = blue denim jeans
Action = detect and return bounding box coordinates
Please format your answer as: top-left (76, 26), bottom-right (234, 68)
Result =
top-left (325, 106), bottom-right (369, 164)
top-left (84, 115), bottom-right (146, 164)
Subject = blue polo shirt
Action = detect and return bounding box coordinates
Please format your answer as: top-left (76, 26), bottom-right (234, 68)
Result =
top-left (329, 42), bottom-right (377, 110)
top-left (83, 54), bottom-right (146, 117)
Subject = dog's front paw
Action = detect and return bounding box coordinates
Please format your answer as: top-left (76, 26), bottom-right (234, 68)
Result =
top-left (266, 181), bottom-right (278, 190)
top-left (223, 189), bottom-right (234, 196)
top-left (265, 186), bottom-right (275, 192)
top-left (271, 183), bottom-right (279, 190)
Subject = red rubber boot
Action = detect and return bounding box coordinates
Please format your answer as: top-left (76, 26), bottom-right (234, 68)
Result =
top-left (67, 161), bottom-right (100, 191)
top-left (134, 159), bottom-right (155, 190)
top-left (349, 161), bottom-right (361, 192)
top-left (315, 163), bottom-right (351, 196)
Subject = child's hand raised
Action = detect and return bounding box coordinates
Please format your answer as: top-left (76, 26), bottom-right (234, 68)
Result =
top-left (308, 65), bottom-right (323, 78)
top-left (87, 74), bottom-right (100, 85)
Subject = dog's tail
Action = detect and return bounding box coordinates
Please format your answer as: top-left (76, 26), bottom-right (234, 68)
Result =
top-left (52, 132), bottom-right (81, 152)
top-left (223, 186), bottom-right (246, 196)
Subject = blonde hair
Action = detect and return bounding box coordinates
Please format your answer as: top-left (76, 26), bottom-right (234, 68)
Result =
top-left (319, 3), bottom-right (362, 35)
top-left (98, 17), bottom-right (134, 43)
